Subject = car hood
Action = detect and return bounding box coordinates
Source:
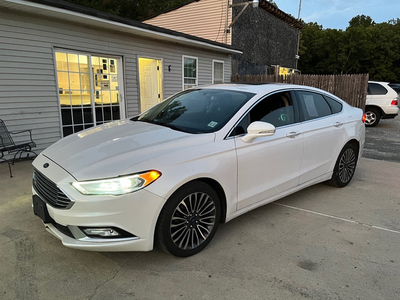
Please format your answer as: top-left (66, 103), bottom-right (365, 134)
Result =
top-left (41, 120), bottom-right (215, 180)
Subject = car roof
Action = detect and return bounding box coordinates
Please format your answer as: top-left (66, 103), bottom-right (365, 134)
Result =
top-left (368, 81), bottom-right (390, 85)
top-left (197, 83), bottom-right (327, 95)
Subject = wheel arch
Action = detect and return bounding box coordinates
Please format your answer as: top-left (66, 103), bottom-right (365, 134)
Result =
top-left (157, 177), bottom-right (228, 226)
top-left (195, 177), bottom-right (227, 224)
top-left (345, 139), bottom-right (360, 158)
top-left (365, 105), bottom-right (383, 116)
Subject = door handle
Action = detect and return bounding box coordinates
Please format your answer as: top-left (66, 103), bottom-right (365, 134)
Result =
top-left (286, 131), bottom-right (301, 138)
top-left (334, 122), bottom-right (343, 127)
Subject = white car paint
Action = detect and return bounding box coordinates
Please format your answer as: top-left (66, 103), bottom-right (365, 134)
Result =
top-left (32, 83), bottom-right (365, 254)
top-left (366, 81), bottom-right (399, 116)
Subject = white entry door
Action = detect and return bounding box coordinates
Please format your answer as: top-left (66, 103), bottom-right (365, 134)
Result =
top-left (139, 58), bottom-right (163, 112)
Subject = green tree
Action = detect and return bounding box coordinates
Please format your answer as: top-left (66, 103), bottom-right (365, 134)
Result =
top-left (298, 15), bottom-right (400, 82)
top-left (64, 0), bottom-right (191, 21)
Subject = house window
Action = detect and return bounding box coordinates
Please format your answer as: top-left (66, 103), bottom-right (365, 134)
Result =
top-left (55, 50), bottom-right (124, 137)
top-left (213, 60), bottom-right (224, 84)
top-left (183, 56), bottom-right (198, 89)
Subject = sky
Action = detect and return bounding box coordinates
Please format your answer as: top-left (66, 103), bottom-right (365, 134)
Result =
top-left (276, 0), bottom-right (400, 30)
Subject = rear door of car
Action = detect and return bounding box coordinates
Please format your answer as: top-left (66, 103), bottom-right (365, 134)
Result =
top-left (294, 90), bottom-right (346, 185)
top-left (231, 90), bottom-right (304, 210)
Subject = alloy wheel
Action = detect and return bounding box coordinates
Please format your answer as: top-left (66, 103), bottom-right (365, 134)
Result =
top-left (170, 192), bottom-right (216, 251)
top-left (338, 148), bottom-right (356, 184)
top-left (365, 111), bottom-right (376, 125)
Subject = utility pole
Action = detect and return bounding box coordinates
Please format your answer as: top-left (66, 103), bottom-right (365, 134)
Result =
top-left (295, 0), bottom-right (302, 70)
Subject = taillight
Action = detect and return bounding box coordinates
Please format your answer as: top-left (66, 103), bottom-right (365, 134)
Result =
top-left (391, 99), bottom-right (398, 106)
top-left (362, 114), bottom-right (366, 123)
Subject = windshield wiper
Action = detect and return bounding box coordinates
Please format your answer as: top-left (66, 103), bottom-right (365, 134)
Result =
top-left (136, 119), bottom-right (187, 133)
top-left (155, 122), bottom-right (186, 133)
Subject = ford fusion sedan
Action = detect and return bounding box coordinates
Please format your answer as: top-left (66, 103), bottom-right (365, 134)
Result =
top-left (32, 84), bottom-right (366, 257)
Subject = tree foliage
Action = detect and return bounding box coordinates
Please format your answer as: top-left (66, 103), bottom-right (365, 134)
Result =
top-left (299, 15), bottom-right (400, 82)
top-left (64, 0), bottom-right (192, 21)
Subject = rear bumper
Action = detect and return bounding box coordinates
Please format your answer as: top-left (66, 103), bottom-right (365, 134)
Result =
top-left (381, 113), bottom-right (398, 119)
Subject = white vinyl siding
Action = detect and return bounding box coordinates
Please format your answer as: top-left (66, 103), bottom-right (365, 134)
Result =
top-left (0, 8), bottom-right (231, 155)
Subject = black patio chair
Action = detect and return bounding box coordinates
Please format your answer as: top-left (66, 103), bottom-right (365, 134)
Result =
top-left (0, 119), bottom-right (37, 177)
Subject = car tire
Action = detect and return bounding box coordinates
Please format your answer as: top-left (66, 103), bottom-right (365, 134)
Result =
top-left (365, 107), bottom-right (381, 127)
top-left (155, 181), bottom-right (221, 257)
top-left (328, 143), bottom-right (358, 188)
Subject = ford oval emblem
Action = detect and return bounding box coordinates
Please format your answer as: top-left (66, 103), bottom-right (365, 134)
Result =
top-left (43, 163), bottom-right (49, 168)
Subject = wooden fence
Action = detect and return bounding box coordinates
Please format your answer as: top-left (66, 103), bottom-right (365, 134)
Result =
top-left (231, 73), bottom-right (369, 111)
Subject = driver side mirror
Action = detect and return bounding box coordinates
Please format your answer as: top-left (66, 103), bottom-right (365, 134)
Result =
top-left (241, 121), bottom-right (276, 143)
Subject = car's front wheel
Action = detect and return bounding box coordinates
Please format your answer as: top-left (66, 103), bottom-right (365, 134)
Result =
top-left (155, 181), bottom-right (221, 257)
top-left (328, 143), bottom-right (358, 187)
top-left (365, 107), bottom-right (381, 127)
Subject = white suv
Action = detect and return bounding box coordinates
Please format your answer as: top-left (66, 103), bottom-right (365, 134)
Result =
top-left (365, 81), bottom-right (399, 126)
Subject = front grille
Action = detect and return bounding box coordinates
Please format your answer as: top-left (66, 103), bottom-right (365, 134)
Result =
top-left (33, 169), bottom-right (73, 209)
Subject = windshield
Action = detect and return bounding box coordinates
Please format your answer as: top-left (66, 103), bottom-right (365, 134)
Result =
top-left (132, 89), bottom-right (255, 133)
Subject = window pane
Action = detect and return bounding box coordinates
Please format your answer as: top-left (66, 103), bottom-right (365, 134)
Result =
top-left (72, 108), bottom-right (83, 124)
top-left (55, 52), bottom-right (68, 71)
top-left (297, 91), bottom-right (332, 121)
top-left (83, 108), bottom-right (93, 123)
top-left (368, 83), bottom-right (387, 95)
top-left (111, 91), bottom-right (119, 104)
top-left (184, 57), bottom-right (196, 78)
top-left (324, 96), bottom-right (342, 114)
top-left (69, 73), bottom-right (81, 90)
top-left (57, 72), bottom-right (69, 91)
top-left (112, 106), bottom-right (120, 120)
top-left (67, 54), bottom-right (79, 72)
top-left (79, 55), bottom-right (89, 73)
top-left (61, 109), bottom-right (72, 125)
top-left (103, 106), bottom-right (112, 121)
top-left (63, 126), bottom-right (73, 137)
top-left (213, 62), bottom-right (223, 84)
top-left (101, 58), bottom-right (108, 74)
top-left (109, 59), bottom-right (117, 74)
top-left (74, 125), bottom-right (84, 133)
top-left (184, 78), bottom-right (196, 84)
top-left (249, 92), bottom-right (295, 128)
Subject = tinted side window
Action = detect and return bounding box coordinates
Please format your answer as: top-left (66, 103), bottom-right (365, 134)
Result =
top-left (368, 83), bottom-right (388, 95)
top-left (230, 91), bottom-right (295, 136)
top-left (324, 96), bottom-right (342, 114)
top-left (297, 91), bottom-right (332, 121)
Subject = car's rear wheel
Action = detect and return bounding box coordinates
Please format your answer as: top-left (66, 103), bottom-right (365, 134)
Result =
top-left (328, 143), bottom-right (358, 187)
top-left (365, 107), bottom-right (381, 127)
top-left (155, 181), bottom-right (221, 257)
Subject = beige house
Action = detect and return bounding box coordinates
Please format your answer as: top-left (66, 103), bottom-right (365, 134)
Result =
top-left (145, 0), bottom-right (303, 75)
top-left (144, 0), bottom-right (232, 44)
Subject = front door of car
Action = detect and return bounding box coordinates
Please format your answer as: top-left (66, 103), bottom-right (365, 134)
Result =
top-left (232, 91), bottom-right (304, 210)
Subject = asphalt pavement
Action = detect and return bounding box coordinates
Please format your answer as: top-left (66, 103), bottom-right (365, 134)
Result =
top-left (0, 121), bottom-right (400, 300)
top-left (363, 116), bottom-right (400, 163)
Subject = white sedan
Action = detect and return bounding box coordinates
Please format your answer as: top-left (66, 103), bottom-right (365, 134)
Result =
top-left (32, 84), bottom-right (366, 257)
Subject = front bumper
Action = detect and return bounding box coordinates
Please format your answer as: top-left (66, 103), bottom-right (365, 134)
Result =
top-left (32, 154), bottom-right (166, 252)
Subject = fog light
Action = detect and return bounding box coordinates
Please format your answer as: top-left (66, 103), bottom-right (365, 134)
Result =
top-left (82, 228), bottom-right (121, 237)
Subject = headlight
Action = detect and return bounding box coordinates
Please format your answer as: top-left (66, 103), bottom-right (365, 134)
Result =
top-left (71, 170), bottom-right (161, 195)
